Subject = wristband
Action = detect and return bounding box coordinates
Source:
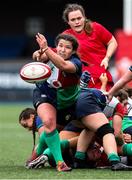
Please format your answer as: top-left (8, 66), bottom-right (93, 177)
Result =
top-left (41, 47), bottom-right (48, 53)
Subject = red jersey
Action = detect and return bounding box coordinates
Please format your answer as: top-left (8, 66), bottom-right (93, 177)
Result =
top-left (63, 22), bottom-right (114, 90)
top-left (109, 103), bottom-right (125, 121)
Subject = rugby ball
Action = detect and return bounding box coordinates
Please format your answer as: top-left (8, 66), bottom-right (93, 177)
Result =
top-left (20, 62), bottom-right (51, 83)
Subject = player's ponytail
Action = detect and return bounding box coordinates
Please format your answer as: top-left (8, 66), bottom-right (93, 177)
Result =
top-left (84, 19), bottom-right (93, 35)
top-left (32, 115), bottom-right (37, 152)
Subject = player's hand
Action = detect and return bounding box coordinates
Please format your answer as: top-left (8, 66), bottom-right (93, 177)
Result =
top-left (100, 57), bottom-right (109, 69)
top-left (123, 133), bottom-right (132, 143)
top-left (99, 73), bottom-right (108, 84)
top-left (36, 33), bottom-right (48, 52)
top-left (103, 91), bottom-right (113, 103)
top-left (32, 49), bottom-right (43, 61)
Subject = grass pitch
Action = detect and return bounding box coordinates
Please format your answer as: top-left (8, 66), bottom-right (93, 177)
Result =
top-left (0, 103), bottom-right (132, 179)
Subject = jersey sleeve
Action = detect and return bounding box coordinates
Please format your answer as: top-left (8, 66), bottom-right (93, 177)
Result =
top-left (35, 116), bottom-right (43, 130)
top-left (114, 103), bottom-right (125, 118)
top-left (70, 56), bottom-right (82, 76)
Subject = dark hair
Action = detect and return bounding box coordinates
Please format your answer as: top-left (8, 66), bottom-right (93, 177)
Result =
top-left (114, 89), bottom-right (128, 103)
top-left (125, 88), bottom-right (132, 98)
top-left (19, 108), bottom-right (37, 123)
top-left (62, 3), bottom-right (93, 34)
top-left (55, 33), bottom-right (79, 52)
top-left (19, 108), bottom-right (37, 150)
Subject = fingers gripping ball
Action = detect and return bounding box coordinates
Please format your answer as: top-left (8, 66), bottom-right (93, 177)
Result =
top-left (20, 62), bottom-right (51, 83)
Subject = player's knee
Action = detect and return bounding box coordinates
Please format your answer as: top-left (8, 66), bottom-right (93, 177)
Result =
top-left (96, 123), bottom-right (114, 139)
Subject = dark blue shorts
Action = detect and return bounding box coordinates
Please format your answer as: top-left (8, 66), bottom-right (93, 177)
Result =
top-left (57, 104), bottom-right (77, 126)
top-left (63, 120), bottom-right (83, 133)
top-left (33, 87), bottom-right (57, 109)
top-left (33, 87), bottom-right (77, 127)
top-left (76, 89), bottom-right (106, 119)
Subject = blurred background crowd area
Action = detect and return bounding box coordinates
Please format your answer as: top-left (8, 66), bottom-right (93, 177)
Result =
top-left (0, 0), bottom-right (132, 102)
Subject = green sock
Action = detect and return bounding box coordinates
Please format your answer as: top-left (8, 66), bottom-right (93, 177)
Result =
top-left (43, 139), bottom-right (69, 165)
top-left (123, 143), bottom-right (132, 156)
top-left (75, 151), bottom-right (86, 160)
top-left (43, 148), bottom-right (54, 163)
top-left (44, 129), bottom-right (63, 164)
top-left (60, 139), bottom-right (69, 150)
top-left (108, 153), bottom-right (120, 164)
top-left (36, 132), bottom-right (48, 155)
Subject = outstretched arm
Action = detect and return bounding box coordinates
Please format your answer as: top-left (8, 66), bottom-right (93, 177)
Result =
top-left (36, 33), bottom-right (76, 73)
top-left (108, 69), bottom-right (132, 101)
